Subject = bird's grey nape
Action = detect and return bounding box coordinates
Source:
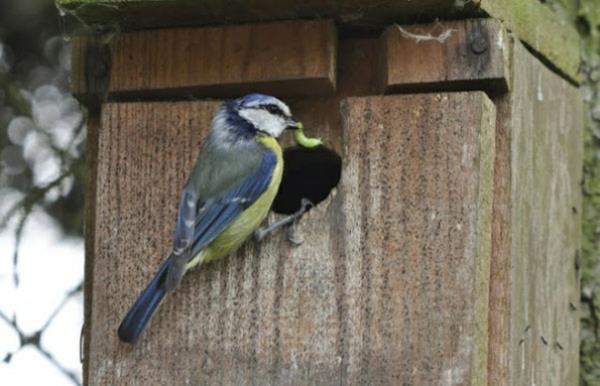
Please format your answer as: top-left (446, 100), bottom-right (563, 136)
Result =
top-left (209, 105), bottom-right (255, 147)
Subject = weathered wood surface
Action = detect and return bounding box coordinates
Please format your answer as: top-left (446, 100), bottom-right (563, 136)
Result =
top-left (89, 101), bottom-right (217, 386)
top-left (86, 92), bottom-right (495, 385)
top-left (71, 36), bottom-right (110, 105)
top-left (487, 40), bottom-right (582, 385)
top-left (81, 36), bottom-right (379, 384)
top-left (381, 19), bottom-right (510, 93)
top-left (82, 113), bottom-right (100, 386)
top-left (338, 93), bottom-right (495, 386)
top-left (508, 41), bottom-right (582, 385)
top-left (77, 14), bottom-right (584, 386)
top-left (57, 0), bottom-right (479, 31)
top-left (58, 0), bottom-right (580, 84)
top-left (487, 90), bottom-right (512, 386)
top-left (282, 37), bottom-right (382, 153)
top-left (106, 20), bottom-right (336, 99)
top-left (480, 0), bottom-right (581, 83)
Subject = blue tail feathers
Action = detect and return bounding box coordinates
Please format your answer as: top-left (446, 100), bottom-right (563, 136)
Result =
top-left (117, 255), bottom-right (173, 344)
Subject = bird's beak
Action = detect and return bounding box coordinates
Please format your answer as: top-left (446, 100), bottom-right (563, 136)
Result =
top-left (286, 119), bottom-right (302, 130)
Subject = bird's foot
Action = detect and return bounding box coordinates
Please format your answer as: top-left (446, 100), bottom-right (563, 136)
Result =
top-left (254, 198), bottom-right (314, 244)
top-left (286, 220), bottom-right (303, 245)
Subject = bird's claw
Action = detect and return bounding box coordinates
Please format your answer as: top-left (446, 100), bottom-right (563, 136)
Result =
top-left (287, 221), bottom-right (303, 245)
top-left (298, 198), bottom-right (314, 213)
top-left (285, 198), bottom-right (313, 246)
top-left (253, 198), bottom-right (314, 244)
top-left (254, 228), bottom-right (267, 242)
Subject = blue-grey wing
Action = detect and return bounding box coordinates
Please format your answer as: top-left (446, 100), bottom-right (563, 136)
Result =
top-left (172, 189), bottom-right (197, 254)
top-left (165, 149), bottom-right (277, 290)
top-left (189, 150), bottom-right (276, 255)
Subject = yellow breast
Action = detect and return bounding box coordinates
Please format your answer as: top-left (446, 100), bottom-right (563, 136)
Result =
top-left (185, 135), bottom-right (283, 269)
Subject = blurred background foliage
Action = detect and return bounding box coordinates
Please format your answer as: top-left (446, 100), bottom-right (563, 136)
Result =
top-left (1, 0), bottom-right (85, 384)
top-left (0, 0), bottom-right (85, 237)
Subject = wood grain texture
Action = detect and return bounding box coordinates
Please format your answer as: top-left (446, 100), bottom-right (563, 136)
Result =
top-left (57, 0), bottom-right (480, 31)
top-left (82, 113), bottom-right (100, 386)
top-left (487, 39), bottom-right (582, 386)
top-left (108, 20), bottom-right (336, 99)
top-left (89, 101), bottom-right (217, 386)
top-left (381, 19), bottom-right (510, 93)
top-left (338, 93), bottom-right (495, 386)
top-left (506, 41), bottom-right (582, 386)
top-left (283, 37), bottom-right (383, 154)
top-left (71, 36), bottom-right (110, 106)
top-left (59, 0), bottom-right (580, 84)
top-left (87, 92), bottom-right (495, 385)
top-left (480, 0), bottom-right (581, 83)
top-left (487, 92), bottom-right (511, 386)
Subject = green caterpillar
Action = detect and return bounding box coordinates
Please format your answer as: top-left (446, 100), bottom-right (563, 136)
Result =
top-left (294, 122), bottom-right (322, 148)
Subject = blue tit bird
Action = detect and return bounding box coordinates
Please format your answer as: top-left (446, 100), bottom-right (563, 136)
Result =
top-left (117, 94), bottom-right (305, 344)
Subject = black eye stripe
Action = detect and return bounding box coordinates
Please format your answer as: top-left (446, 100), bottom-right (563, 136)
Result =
top-left (260, 104), bottom-right (286, 117)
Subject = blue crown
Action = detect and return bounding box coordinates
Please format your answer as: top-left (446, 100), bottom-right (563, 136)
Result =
top-left (236, 93), bottom-right (277, 107)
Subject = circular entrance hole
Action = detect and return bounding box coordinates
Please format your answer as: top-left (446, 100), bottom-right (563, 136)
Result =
top-left (273, 145), bottom-right (342, 215)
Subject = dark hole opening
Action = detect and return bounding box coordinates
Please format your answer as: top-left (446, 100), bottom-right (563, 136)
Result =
top-left (273, 145), bottom-right (342, 215)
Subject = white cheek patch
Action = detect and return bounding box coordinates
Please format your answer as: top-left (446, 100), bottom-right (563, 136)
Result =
top-left (239, 108), bottom-right (287, 137)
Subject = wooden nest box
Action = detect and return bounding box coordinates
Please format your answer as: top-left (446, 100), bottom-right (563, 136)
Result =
top-left (65, 1), bottom-right (583, 385)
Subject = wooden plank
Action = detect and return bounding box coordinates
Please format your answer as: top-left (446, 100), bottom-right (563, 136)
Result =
top-left (82, 113), bottom-right (100, 386)
top-left (381, 19), bottom-right (510, 93)
top-left (86, 91), bottom-right (495, 385)
top-left (283, 37), bottom-right (383, 153)
top-left (83, 36), bottom-right (378, 383)
top-left (488, 40), bottom-right (582, 385)
top-left (487, 93), bottom-right (512, 386)
top-left (57, 0), bottom-right (479, 31)
top-left (88, 101), bottom-right (218, 386)
top-left (106, 20), bottom-right (336, 99)
top-left (70, 36), bottom-right (110, 106)
top-left (71, 23), bottom-right (380, 105)
top-left (338, 93), bottom-right (495, 386)
top-left (509, 40), bottom-right (582, 386)
top-left (59, 1), bottom-right (580, 84)
top-left (480, 0), bottom-right (581, 83)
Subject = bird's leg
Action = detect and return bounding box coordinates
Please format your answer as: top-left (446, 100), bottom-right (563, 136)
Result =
top-left (254, 198), bottom-right (314, 243)
top-left (286, 217), bottom-right (303, 245)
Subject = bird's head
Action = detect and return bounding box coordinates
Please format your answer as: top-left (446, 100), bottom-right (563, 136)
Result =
top-left (235, 94), bottom-right (300, 138)
top-left (212, 94), bottom-right (300, 144)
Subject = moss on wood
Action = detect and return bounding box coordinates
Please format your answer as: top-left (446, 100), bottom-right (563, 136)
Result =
top-left (479, 0), bottom-right (581, 83)
top-left (57, 0), bottom-right (478, 31)
top-left (56, 0), bottom-right (580, 83)
top-left (543, 0), bottom-right (600, 384)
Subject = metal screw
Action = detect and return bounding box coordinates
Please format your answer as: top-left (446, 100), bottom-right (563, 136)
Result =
top-left (470, 36), bottom-right (488, 54)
